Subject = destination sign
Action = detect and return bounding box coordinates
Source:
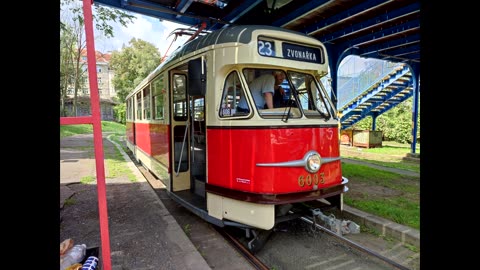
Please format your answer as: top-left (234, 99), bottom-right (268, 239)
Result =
top-left (282, 42), bottom-right (322, 64)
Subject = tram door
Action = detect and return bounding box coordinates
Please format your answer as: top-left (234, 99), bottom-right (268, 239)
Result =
top-left (170, 71), bottom-right (191, 192)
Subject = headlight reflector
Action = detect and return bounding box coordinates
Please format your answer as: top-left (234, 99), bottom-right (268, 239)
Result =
top-left (306, 152), bottom-right (321, 173)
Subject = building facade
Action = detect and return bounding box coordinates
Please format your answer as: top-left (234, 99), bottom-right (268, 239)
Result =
top-left (65, 50), bottom-right (118, 121)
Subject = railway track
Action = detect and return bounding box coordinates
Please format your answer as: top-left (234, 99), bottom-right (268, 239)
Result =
top-left (215, 227), bottom-right (270, 270)
top-left (215, 215), bottom-right (413, 270)
top-left (299, 215), bottom-right (410, 270)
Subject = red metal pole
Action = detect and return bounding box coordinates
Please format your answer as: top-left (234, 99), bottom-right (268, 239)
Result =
top-left (81, 1), bottom-right (112, 269)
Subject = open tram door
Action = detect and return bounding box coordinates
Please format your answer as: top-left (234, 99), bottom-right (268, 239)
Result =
top-left (169, 57), bottom-right (207, 203)
top-left (170, 70), bottom-right (191, 192)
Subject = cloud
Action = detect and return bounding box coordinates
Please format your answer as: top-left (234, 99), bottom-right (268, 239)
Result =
top-left (95, 13), bottom-right (190, 57)
top-left (123, 14), bottom-right (154, 38)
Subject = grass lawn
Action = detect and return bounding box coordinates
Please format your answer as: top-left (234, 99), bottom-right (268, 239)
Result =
top-left (60, 121), bottom-right (126, 137)
top-left (340, 141), bottom-right (420, 230)
top-left (60, 121), bottom-right (135, 181)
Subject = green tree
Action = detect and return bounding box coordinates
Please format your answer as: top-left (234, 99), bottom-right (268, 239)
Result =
top-left (60, 0), bottom-right (135, 116)
top-left (109, 38), bottom-right (162, 102)
top-left (61, 0), bottom-right (135, 39)
top-left (353, 96), bottom-right (420, 144)
top-left (60, 3), bottom-right (88, 117)
top-left (113, 103), bottom-right (126, 124)
top-left (60, 23), bottom-right (77, 116)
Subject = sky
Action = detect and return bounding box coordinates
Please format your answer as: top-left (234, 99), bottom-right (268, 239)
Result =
top-left (94, 13), bottom-right (191, 57)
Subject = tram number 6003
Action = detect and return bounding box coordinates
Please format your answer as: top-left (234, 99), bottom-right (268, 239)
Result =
top-left (298, 173), bottom-right (325, 187)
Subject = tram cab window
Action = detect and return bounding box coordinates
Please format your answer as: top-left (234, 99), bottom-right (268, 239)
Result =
top-left (309, 79), bottom-right (329, 116)
top-left (288, 71), bottom-right (332, 119)
top-left (239, 68), bottom-right (301, 118)
top-left (220, 71), bottom-right (249, 117)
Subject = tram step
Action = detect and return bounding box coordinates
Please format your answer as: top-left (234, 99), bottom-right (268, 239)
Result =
top-left (194, 179), bottom-right (205, 197)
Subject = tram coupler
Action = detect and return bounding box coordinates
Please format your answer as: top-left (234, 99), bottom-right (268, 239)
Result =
top-left (311, 208), bottom-right (360, 235)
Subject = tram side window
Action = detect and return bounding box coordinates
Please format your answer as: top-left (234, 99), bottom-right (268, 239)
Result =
top-left (152, 75), bottom-right (165, 120)
top-left (126, 99), bottom-right (129, 120)
top-left (173, 74), bottom-right (187, 121)
top-left (136, 92), bottom-right (142, 120)
top-left (126, 99), bottom-right (132, 120)
top-left (220, 71), bottom-right (249, 117)
top-left (143, 86), bottom-right (151, 120)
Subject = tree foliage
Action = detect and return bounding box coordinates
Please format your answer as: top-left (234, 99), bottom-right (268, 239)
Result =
top-left (353, 95), bottom-right (420, 144)
top-left (60, 0), bottom-right (135, 38)
top-left (113, 103), bottom-right (126, 124)
top-left (60, 8), bottom-right (87, 117)
top-left (109, 38), bottom-right (162, 102)
top-left (60, 0), bottom-right (135, 116)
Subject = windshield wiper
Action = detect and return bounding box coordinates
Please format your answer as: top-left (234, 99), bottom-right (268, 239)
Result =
top-left (281, 99), bottom-right (296, 123)
top-left (319, 109), bottom-right (331, 121)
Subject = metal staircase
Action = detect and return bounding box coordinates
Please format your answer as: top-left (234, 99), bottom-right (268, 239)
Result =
top-left (337, 58), bottom-right (414, 130)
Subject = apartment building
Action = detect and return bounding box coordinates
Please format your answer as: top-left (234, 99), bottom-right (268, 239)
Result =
top-left (64, 50), bottom-right (118, 120)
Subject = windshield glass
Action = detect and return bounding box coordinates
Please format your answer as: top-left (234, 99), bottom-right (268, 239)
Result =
top-left (232, 68), bottom-right (334, 119)
top-left (240, 68), bottom-right (301, 118)
top-left (287, 71), bottom-right (332, 119)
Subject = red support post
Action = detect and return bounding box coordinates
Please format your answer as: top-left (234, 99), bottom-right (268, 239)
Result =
top-left (80, 1), bottom-right (112, 269)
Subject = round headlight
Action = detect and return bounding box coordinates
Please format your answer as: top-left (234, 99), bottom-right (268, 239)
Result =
top-left (306, 152), bottom-right (321, 173)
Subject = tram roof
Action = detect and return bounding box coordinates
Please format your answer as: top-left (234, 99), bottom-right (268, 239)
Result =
top-left (165, 25), bottom-right (322, 64)
top-left (93, 0), bottom-right (421, 65)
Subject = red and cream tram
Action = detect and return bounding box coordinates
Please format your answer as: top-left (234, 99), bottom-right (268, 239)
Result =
top-left (125, 25), bottom-right (348, 251)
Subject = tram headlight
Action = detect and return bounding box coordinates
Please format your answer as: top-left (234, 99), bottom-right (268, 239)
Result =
top-left (305, 152), bottom-right (321, 173)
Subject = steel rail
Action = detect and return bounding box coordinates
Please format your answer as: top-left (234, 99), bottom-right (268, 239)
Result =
top-left (214, 227), bottom-right (270, 270)
top-left (300, 216), bottom-right (411, 270)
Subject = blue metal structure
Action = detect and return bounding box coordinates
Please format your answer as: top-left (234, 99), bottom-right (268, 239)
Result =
top-left (338, 62), bottom-right (413, 128)
top-left (92, 0), bottom-right (421, 153)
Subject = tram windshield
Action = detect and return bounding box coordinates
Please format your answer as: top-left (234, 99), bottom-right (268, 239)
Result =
top-left (219, 68), bottom-right (333, 119)
top-left (287, 71), bottom-right (333, 120)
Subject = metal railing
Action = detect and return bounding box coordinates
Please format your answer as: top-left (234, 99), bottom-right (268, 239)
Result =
top-left (337, 57), bottom-right (404, 109)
